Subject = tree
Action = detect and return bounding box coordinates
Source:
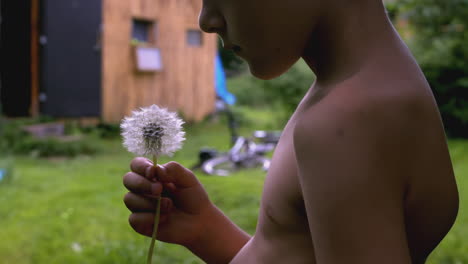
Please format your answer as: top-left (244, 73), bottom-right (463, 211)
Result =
top-left (397, 0), bottom-right (468, 137)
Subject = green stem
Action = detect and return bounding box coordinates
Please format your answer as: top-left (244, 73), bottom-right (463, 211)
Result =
top-left (147, 155), bottom-right (161, 264)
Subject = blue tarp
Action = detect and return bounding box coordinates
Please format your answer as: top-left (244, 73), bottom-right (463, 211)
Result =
top-left (215, 54), bottom-right (236, 105)
top-left (0, 169), bottom-right (5, 182)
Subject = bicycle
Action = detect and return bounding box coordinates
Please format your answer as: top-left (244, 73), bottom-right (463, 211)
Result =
top-left (201, 130), bottom-right (281, 176)
top-left (192, 98), bottom-right (281, 176)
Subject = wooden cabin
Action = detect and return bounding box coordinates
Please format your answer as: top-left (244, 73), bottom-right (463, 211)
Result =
top-left (0, 0), bottom-right (217, 123)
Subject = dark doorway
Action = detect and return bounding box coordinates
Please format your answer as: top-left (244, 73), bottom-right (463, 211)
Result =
top-left (40, 0), bottom-right (102, 117)
top-left (0, 1), bottom-right (32, 117)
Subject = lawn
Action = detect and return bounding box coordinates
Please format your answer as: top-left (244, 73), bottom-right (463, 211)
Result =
top-left (0, 112), bottom-right (467, 264)
top-left (0, 114), bottom-right (273, 264)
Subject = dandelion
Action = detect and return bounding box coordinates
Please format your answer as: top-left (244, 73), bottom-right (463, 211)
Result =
top-left (121, 104), bottom-right (185, 157)
top-left (121, 104), bottom-right (185, 264)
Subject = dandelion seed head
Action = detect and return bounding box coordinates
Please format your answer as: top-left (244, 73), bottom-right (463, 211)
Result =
top-left (143, 123), bottom-right (164, 152)
top-left (120, 105), bottom-right (185, 157)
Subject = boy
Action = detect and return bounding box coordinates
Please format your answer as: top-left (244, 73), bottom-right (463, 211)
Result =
top-left (123, 0), bottom-right (459, 263)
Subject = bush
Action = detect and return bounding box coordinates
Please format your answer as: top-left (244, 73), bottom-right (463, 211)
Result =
top-left (396, 0), bottom-right (468, 137)
top-left (253, 60), bottom-right (315, 118)
top-left (12, 137), bottom-right (99, 158)
top-left (81, 122), bottom-right (121, 139)
top-left (228, 60), bottom-right (315, 122)
top-left (0, 119), bottom-right (101, 157)
top-left (227, 74), bottom-right (275, 108)
top-left (0, 118), bottom-right (30, 155)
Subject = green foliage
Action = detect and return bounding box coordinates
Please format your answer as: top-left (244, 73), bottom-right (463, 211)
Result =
top-left (228, 59), bottom-right (315, 122)
top-left (227, 73), bottom-right (274, 107)
top-left (81, 123), bottom-right (122, 139)
top-left (13, 137), bottom-right (100, 158)
top-left (0, 119), bottom-right (32, 155)
top-left (396, 0), bottom-right (468, 137)
top-left (253, 60), bottom-right (315, 119)
top-left (385, 2), bottom-right (400, 22)
top-left (229, 105), bottom-right (286, 130)
top-left (0, 119), bottom-right (101, 157)
top-left (218, 39), bottom-right (246, 77)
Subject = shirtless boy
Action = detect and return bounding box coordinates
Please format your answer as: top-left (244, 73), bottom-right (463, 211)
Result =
top-left (123, 0), bottom-right (459, 263)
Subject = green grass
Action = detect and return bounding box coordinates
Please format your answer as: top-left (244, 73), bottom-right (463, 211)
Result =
top-left (0, 113), bottom-right (467, 263)
top-left (0, 118), bottom-right (267, 264)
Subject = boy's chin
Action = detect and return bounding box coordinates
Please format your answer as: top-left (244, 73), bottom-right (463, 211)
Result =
top-left (247, 62), bottom-right (290, 80)
top-left (246, 55), bottom-right (300, 80)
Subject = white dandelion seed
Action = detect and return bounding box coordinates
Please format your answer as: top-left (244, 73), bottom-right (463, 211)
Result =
top-left (120, 104), bottom-right (185, 157)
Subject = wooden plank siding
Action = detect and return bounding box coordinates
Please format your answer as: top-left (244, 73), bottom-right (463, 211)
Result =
top-left (102, 0), bottom-right (216, 123)
top-left (30, 0), bottom-right (40, 117)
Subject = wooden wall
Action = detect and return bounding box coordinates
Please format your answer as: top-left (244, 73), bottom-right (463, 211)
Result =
top-left (102, 0), bottom-right (217, 123)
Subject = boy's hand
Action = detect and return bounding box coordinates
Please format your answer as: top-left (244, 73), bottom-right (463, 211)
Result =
top-left (123, 157), bottom-right (213, 247)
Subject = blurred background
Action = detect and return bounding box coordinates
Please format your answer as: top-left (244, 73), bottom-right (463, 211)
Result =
top-left (0, 0), bottom-right (467, 263)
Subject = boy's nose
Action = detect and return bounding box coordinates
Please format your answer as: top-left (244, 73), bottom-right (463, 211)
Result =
top-left (199, 8), bottom-right (225, 34)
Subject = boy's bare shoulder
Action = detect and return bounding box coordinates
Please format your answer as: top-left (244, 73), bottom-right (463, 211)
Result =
top-left (292, 83), bottom-right (440, 187)
top-left (294, 84), bottom-right (427, 148)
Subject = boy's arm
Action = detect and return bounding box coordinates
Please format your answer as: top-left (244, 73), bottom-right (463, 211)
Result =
top-left (293, 105), bottom-right (412, 264)
top-left (186, 205), bottom-right (251, 264)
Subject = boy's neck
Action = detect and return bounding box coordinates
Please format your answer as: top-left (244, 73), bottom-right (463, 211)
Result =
top-left (302, 0), bottom-right (401, 86)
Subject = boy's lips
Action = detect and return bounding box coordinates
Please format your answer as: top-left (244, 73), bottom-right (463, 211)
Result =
top-left (224, 44), bottom-right (242, 53)
top-left (220, 37), bottom-right (242, 52)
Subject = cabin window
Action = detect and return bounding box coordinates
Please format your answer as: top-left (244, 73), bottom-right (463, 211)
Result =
top-left (132, 19), bottom-right (157, 44)
top-left (187, 30), bottom-right (203, 46)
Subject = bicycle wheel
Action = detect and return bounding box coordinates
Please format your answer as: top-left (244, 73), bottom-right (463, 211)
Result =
top-left (241, 155), bottom-right (271, 171)
top-left (201, 155), bottom-right (237, 176)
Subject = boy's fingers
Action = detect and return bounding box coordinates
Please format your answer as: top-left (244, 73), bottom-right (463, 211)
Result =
top-left (159, 161), bottom-right (199, 188)
top-left (123, 172), bottom-right (162, 195)
top-left (124, 192), bottom-right (154, 212)
top-left (129, 213), bottom-right (155, 237)
top-left (124, 193), bottom-right (173, 213)
top-left (130, 157), bottom-right (154, 178)
top-left (163, 182), bottom-right (177, 192)
top-left (129, 159), bottom-right (199, 188)
top-left (159, 197), bottom-right (173, 213)
top-left (129, 213), bottom-right (169, 237)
